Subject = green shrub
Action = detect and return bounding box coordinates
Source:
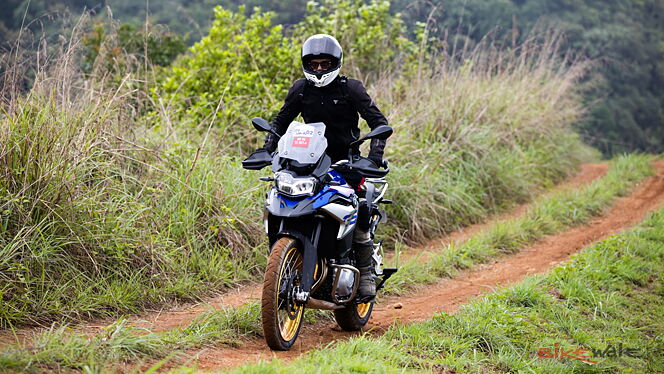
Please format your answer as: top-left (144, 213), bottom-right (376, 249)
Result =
top-left (82, 22), bottom-right (187, 75)
top-left (155, 5), bottom-right (299, 151)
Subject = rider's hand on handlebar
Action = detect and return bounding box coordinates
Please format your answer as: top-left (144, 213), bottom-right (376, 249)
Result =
top-left (368, 156), bottom-right (387, 169)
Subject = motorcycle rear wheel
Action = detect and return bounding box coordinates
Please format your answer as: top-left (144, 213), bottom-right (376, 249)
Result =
top-left (333, 300), bottom-right (374, 331)
top-left (261, 237), bottom-right (305, 350)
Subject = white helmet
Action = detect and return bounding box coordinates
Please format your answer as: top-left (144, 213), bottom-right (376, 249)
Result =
top-left (301, 34), bottom-right (343, 87)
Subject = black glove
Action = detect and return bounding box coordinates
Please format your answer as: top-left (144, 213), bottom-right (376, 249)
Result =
top-left (263, 133), bottom-right (278, 154)
top-left (368, 155), bottom-right (383, 168)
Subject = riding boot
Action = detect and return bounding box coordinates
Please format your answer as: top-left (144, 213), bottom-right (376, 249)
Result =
top-left (354, 241), bottom-right (376, 298)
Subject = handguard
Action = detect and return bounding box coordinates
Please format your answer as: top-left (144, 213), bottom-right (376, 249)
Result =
top-left (242, 149), bottom-right (273, 170)
top-left (347, 157), bottom-right (389, 178)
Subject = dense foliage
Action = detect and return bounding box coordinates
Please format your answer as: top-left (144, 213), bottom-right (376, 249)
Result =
top-left (4, 0), bottom-right (659, 155)
top-left (156, 6), bottom-right (299, 145)
top-left (0, 0), bottom-right (304, 47)
top-left (81, 22), bottom-right (186, 74)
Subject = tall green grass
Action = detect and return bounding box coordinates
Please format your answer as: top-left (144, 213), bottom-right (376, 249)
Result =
top-left (380, 33), bottom-right (593, 242)
top-left (0, 14), bottom-right (594, 327)
top-left (0, 34), bottom-right (267, 327)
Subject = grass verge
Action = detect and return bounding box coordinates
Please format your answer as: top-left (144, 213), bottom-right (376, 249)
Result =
top-left (383, 154), bottom-right (654, 294)
top-left (0, 155), bottom-right (653, 373)
top-left (0, 302), bottom-right (262, 373)
top-left (217, 193), bottom-right (664, 373)
top-left (0, 301), bottom-right (334, 373)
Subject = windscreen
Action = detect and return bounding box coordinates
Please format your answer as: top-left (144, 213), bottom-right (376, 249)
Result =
top-left (277, 121), bottom-right (327, 165)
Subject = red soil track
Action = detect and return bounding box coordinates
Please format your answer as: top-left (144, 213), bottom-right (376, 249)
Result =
top-left (171, 161), bottom-right (664, 372)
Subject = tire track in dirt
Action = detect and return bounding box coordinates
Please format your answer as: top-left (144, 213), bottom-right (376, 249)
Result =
top-left (168, 161), bottom-right (664, 372)
top-left (0, 163), bottom-right (607, 348)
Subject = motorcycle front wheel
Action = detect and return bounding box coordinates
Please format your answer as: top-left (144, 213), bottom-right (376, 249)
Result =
top-left (261, 237), bottom-right (305, 350)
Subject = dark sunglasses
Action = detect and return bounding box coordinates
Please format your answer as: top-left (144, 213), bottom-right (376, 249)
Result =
top-left (308, 60), bottom-right (332, 70)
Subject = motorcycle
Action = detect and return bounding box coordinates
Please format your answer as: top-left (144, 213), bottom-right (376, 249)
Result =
top-left (242, 117), bottom-right (397, 350)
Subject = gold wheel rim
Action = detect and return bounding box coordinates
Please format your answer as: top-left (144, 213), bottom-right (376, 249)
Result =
top-left (277, 246), bottom-right (304, 342)
top-left (356, 301), bottom-right (371, 319)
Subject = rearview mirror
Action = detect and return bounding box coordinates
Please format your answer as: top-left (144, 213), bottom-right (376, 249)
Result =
top-left (350, 125), bottom-right (393, 147)
top-left (252, 117), bottom-right (272, 132)
top-left (365, 125), bottom-right (393, 140)
top-left (252, 117), bottom-right (281, 139)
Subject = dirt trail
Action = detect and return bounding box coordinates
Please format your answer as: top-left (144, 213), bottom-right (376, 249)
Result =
top-left (122, 163), bottom-right (610, 334)
top-left (172, 161), bottom-right (664, 372)
top-left (0, 163), bottom-right (607, 348)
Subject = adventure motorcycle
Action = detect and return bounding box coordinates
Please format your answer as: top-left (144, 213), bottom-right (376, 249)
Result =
top-left (242, 117), bottom-right (397, 350)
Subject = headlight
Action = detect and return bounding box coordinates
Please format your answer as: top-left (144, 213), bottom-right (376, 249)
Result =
top-left (275, 172), bottom-right (317, 197)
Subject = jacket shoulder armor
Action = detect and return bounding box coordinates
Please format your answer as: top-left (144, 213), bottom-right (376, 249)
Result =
top-left (344, 78), bottom-right (364, 90)
top-left (292, 78), bottom-right (308, 96)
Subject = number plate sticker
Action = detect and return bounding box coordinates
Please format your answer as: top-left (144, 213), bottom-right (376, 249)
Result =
top-left (292, 136), bottom-right (311, 148)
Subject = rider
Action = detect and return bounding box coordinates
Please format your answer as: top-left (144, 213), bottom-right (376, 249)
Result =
top-left (253, 34), bottom-right (390, 298)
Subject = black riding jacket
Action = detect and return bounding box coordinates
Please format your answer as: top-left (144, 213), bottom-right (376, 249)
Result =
top-left (263, 76), bottom-right (388, 162)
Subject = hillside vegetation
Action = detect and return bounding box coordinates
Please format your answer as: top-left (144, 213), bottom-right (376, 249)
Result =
top-left (397, 0), bottom-right (664, 156)
top-left (2, 0), bottom-right (660, 156)
top-left (0, 2), bottom-right (593, 327)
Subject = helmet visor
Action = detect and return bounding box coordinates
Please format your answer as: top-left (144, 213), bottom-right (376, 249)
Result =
top-left (302, 36), bottom-right (342, 60)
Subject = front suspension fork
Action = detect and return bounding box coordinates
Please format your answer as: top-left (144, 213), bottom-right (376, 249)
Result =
top-left (285, 220), bottom-right (321, 304)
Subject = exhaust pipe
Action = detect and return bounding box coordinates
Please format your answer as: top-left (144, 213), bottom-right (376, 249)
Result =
top-left (306, 297), bottom-right (344, 310)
